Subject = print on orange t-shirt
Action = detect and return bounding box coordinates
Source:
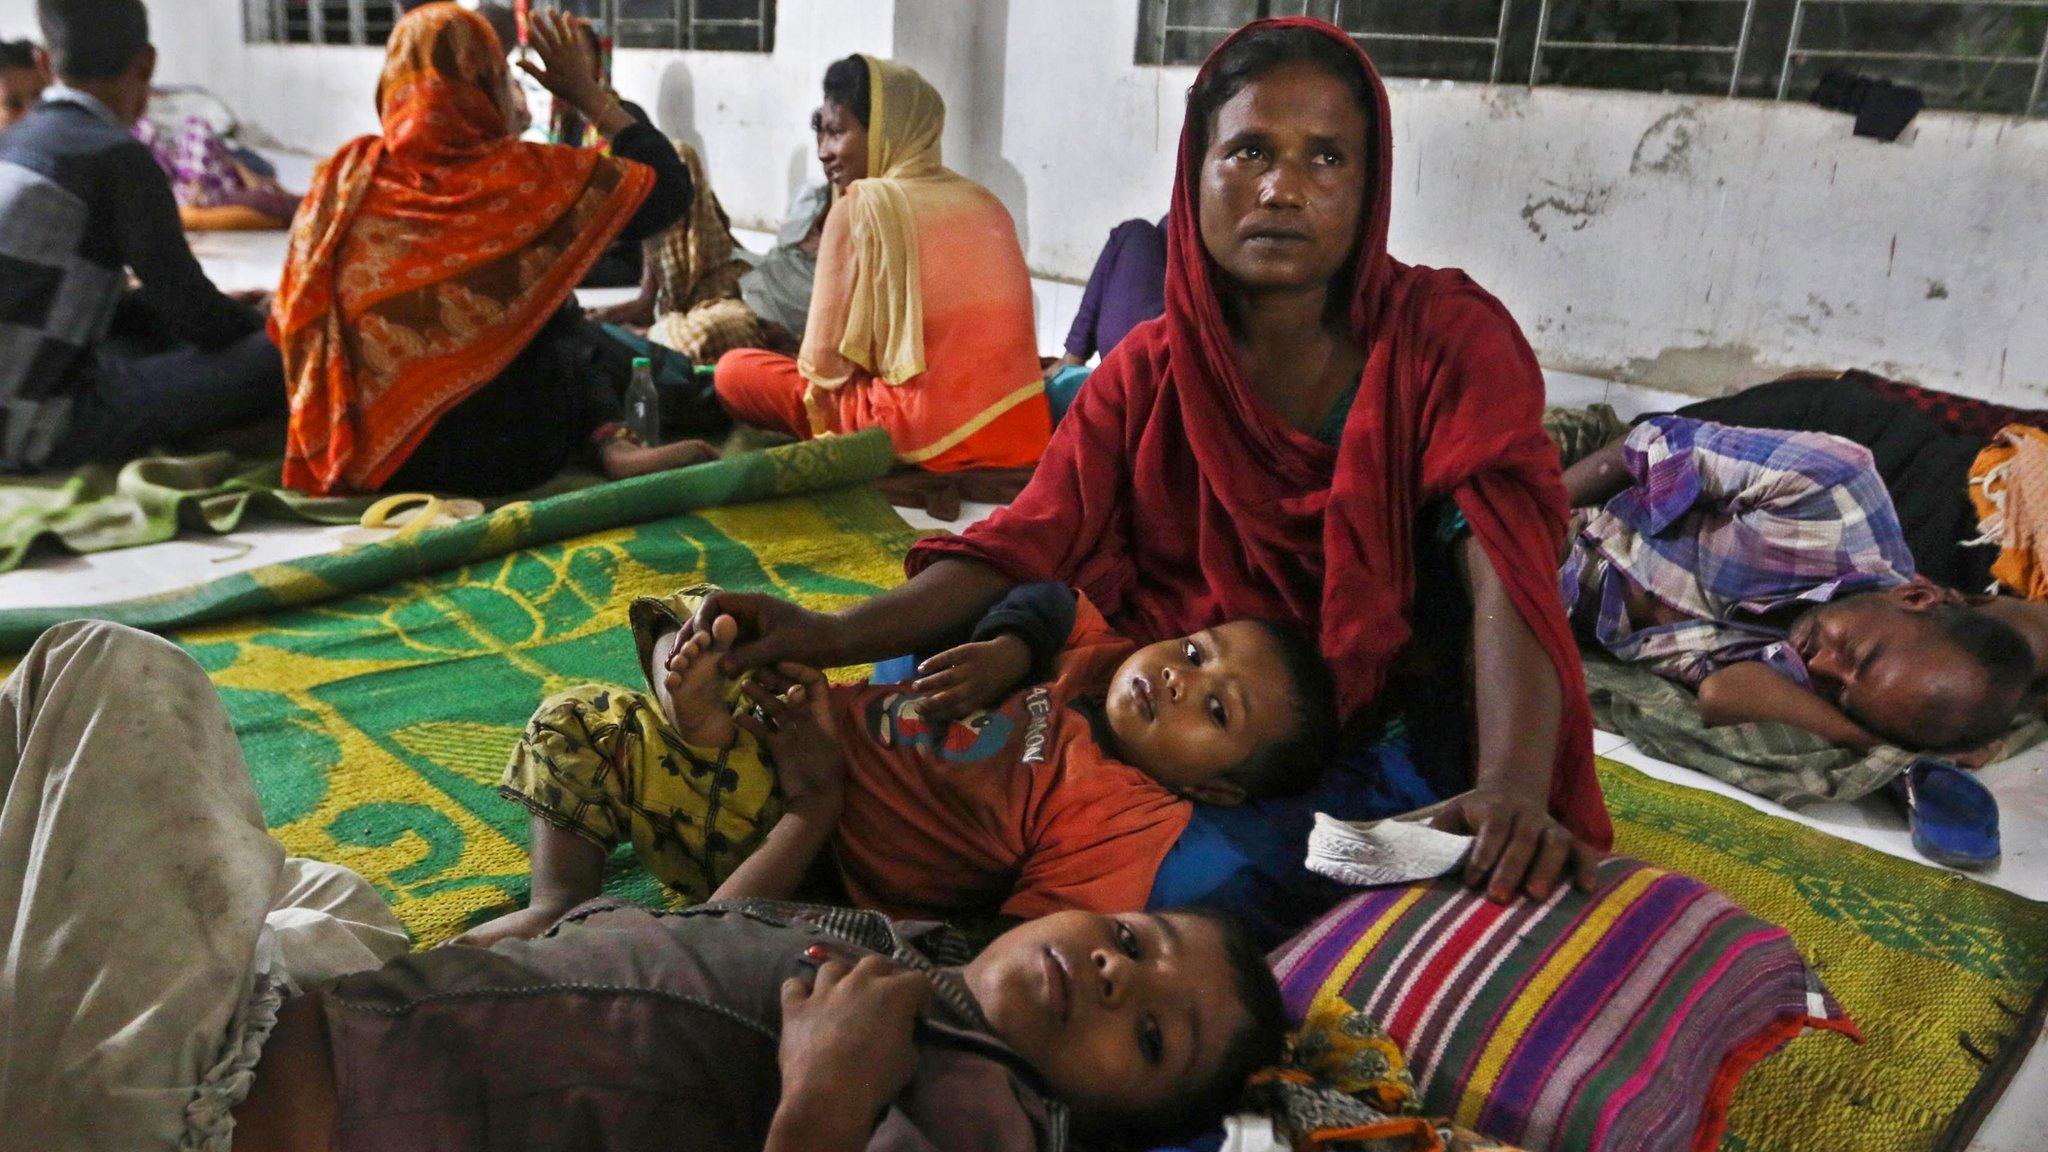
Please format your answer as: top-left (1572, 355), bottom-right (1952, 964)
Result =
top-left (830, 595), bottom-right (1194, 920)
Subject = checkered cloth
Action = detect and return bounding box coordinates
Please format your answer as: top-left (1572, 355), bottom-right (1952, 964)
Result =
top-left (0, 148), bottom-right (123, 469)
top-left (1561, 415), bottom-right (1915, 688)
top-left (650, 296), bottom-right (762, 364)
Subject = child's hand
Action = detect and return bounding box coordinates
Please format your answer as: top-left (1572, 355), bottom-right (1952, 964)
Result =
top-left (737, 664), bottom-right (844, 811)
top-left (911, 634), bottom-right (1032, 723)
top-left (776, 956), bottom-right (930, 1132)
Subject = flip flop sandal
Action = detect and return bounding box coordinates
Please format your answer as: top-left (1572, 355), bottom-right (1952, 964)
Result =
top-left (337, 493), bottom-right (486, 547)
top-left (1886, 758), bottom-right (2001, 871)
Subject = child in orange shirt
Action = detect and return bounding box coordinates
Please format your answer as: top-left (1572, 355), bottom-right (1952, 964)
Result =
top-left (464, 583), bottom-right (1337, 946)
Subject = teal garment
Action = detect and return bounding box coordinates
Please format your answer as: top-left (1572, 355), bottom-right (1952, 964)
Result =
top-left (1313, 376), bottom-right (1364, 446)
top-left (1047, 364), bottom-right (1091, 426)
top-left (1438, 503), bottom-right (1470, 543)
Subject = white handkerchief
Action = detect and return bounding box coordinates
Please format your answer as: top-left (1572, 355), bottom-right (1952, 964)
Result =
top-left (1305, 810), bottom-right (1474, 888)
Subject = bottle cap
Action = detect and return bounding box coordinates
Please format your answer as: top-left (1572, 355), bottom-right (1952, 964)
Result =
top-left (633, 357), bottom-right (652, 369)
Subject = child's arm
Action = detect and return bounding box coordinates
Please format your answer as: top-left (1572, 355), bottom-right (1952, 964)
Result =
top-left (449, 816), bottom-right (605, 948)
top-left (711, 665), bottom-right (847, 904)
top-left (912, 582), bottom-right (1077, 722)
top-left (1696, 661), bottom-right (1883, 750)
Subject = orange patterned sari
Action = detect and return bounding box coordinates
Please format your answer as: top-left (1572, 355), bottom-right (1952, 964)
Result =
top-left (272, 4), bottom-right (652, 495)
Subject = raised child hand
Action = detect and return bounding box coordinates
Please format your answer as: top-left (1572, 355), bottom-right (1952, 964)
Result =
top-left (777, 956), bottom-right (931, 1132)
top-left (911, 634), bottom-right (1032, 723)
top-left (736, 664), bottom-right (844, 810)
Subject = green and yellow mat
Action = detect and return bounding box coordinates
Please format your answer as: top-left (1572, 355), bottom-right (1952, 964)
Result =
top-left (1602, 758), bottom-right (2046, 1152)
top-left (3, 456), bottom-right (2039, 1152)
top-left (0, 430), bottom-right (895, 650)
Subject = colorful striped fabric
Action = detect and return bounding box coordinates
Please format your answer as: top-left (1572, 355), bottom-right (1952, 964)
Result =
top-left (1269, 858), bottom-right (1859, 1152)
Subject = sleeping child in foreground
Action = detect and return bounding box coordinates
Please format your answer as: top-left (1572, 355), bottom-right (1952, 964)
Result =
top-left (459, 582), bottom-right (1338, 947)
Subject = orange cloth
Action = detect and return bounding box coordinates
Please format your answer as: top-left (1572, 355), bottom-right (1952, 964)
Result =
top-left (729, 55), bottom-right (1047, 472)
top-left (715, 347), bottom-right (1051, 472)
top-left (830, 595), bottom-right (1193, 919)
top-left (271, 4), bottom-right (653, 495)
top-left (712, 348), bottom-right (817, 438)
top-left (1970, 423), bottom-right (2048, 600)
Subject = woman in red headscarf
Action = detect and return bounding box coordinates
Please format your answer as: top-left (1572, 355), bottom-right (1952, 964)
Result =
top-left (690, 19), bottom-right (1611, 902)
top-left (273, 5), bottom-right (712, 497)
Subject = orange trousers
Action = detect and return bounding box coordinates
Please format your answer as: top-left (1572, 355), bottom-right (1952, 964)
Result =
top-left (713, 349), bottom-right (1047, 472)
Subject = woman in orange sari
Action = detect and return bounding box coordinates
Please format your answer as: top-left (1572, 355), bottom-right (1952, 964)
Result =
top-left (714, 56), bottom-right (1049, 472)
top-left (273, 5), bottom-right (709, 497)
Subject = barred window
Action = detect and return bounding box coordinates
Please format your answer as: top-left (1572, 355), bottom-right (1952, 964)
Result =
top-left (1135, 0), bottom-right (2048, 117)
top-left (243, 1), bottom-right (401, 46)
top-left (243, 1), bottom-right (777, 53)
top-left (532, 0), bottom-right (778, 52)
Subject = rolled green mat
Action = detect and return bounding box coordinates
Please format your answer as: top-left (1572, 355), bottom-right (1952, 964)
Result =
top-left (0, 429), bottom-right (897, 651)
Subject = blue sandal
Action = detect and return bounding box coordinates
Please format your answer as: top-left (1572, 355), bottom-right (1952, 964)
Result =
top-left (1887, 758), bottom-right (2001, 871)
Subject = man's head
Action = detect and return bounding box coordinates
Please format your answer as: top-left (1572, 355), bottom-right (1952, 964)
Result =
top-left (37, 0), bottom-right (152, 123)
top-left (1790, 583), bottom-right (2034, 750)
top-left (1104, 619), bottom-right (1337, 804)
top-left (0, 40), bottom-right (50, 130)
top-left (961, 909), bottom-right (1287, 1141)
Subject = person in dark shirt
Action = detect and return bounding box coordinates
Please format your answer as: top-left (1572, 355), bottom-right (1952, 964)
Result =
top-left (1040, 216), bottom-right (1168, 424)
top-left (0, 0), bottom-right (285, 472)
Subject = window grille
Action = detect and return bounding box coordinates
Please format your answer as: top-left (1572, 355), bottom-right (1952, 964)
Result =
top-left (530, 0), bottom-right (778, 52)
top-left (242, 1), bottom-right (401, 46)
top-left (1136, 0), bottom-right (2048, 116)
top-left (244, 0), bottom-right (777, 54)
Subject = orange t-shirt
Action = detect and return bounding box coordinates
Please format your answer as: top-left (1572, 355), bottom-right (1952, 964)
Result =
top-left (830, 596), bottom-right (1193, 920)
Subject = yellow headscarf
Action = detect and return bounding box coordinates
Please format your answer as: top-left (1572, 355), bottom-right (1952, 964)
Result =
top-left (801, 55), bottom-right (956, 391)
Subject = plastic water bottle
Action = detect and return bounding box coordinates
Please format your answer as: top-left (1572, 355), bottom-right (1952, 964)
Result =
top-left (623, 357), bottom-right (662, 446)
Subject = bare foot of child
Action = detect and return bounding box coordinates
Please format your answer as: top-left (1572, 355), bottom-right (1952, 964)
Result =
top-left (600, 436), bottom-right (721, 480)
top-left (665, 614), bottom-right (741, 749)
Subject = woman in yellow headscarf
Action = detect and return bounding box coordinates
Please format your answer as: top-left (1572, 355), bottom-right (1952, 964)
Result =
top-left (713, 55), bottom-right (1050, 472)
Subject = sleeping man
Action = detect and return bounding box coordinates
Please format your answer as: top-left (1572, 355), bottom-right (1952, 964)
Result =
top-left (1561, 414), bottom-right (2045, 754)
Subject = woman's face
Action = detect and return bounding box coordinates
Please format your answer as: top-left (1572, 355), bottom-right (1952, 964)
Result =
top-left (1197, 61), bottom-right (1371, 299)
top-left (815, 99), bottom-right (870, 189)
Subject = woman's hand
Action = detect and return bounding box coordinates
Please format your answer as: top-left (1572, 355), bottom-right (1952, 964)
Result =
top-left (517, 10), bottom-right (621, 129)
top-left (585, 301), bottom-right (653, 329)
top-left (689, 591), bottom-right (846, 677)
top-left (735, 664), bottom-right (845, 810)
top-left (1431, 786), bottom-right (1601, 902)
top-left (911, 635), bottom-right (1031, 723)
top-left (767, 956), bottom-right (931, 1151)
top-left (1041, 353), bottom-right (1085, 382)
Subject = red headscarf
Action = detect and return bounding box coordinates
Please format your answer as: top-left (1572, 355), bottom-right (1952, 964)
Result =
top-left (911, 18), bottom-right (1609, 846)
top-left (272, 3), bottom-right (653, 495)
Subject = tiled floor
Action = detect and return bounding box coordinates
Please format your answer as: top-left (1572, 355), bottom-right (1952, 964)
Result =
top-left (3, 218), bottom-right (2040, 1151)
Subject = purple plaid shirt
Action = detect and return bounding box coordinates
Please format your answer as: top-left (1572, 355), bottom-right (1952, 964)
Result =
top-left (1560, 415), bottom-right (1916, 688)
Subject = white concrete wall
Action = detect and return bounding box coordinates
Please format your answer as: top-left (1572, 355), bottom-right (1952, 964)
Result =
top-left (29, 0), bottom-right (2048, 406)
top-left (0, 1), bottom-right (31, 40)
top-left (994, 0), bottom-right (2047, 405)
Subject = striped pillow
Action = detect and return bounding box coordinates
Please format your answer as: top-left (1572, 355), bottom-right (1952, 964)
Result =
top-left (1269, 858), bottom-right (1858, 1152)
